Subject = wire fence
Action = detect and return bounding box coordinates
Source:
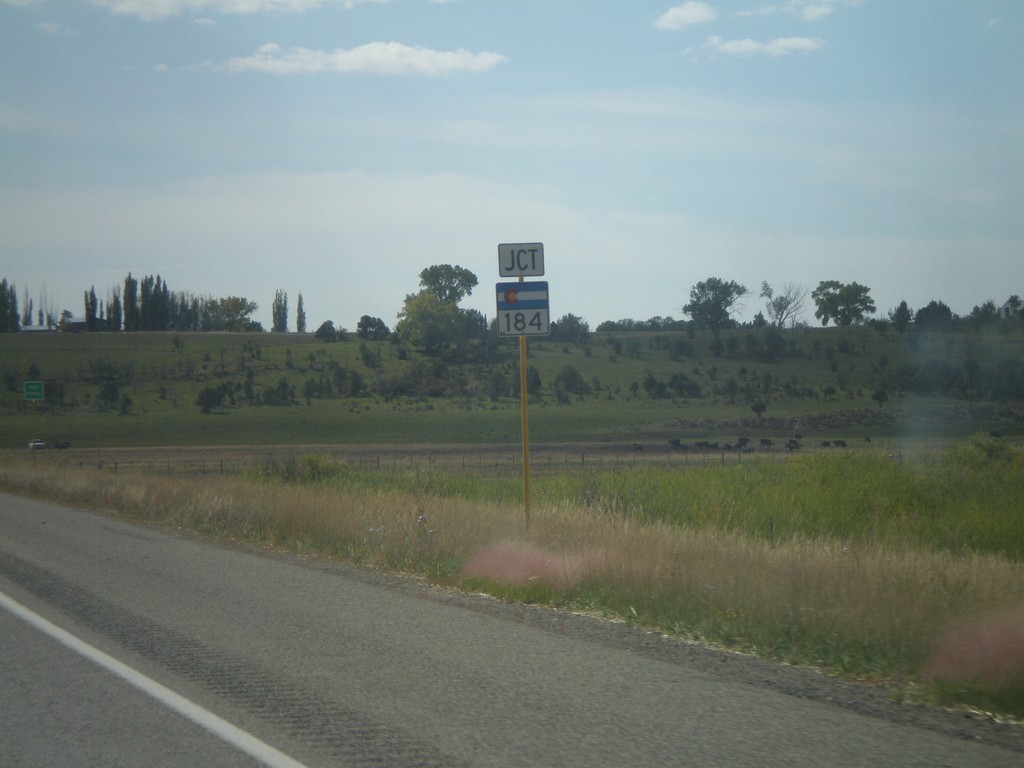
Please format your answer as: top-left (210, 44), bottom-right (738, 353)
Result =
top-left (25, 443), bottom-right (803, 478)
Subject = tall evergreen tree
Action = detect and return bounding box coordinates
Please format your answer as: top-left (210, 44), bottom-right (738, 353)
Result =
top-left (84, 286), bottom-right (99, 331)
top-left (271, 290), bottom-right (288, 333)
top-left (296, 292), bottom-right (306, 333)
top-left (108, 287), bottom-right (123, 332)
top-left (123, 273), bottom-right (140, 331)
top-left (140, 275), bottom-right (155, 330)
top-left (157, 275), bottom-right (171, 330)
top-left (0, 279), bottom-right (19, 332)
top-left (21, 289), bottom-right (33, 327)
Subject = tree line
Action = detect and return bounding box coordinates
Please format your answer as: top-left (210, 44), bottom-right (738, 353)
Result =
top-left (601, 277), bottom-right (1021, 337)
top-left (1, 271), bottom-right (1020, 343)
top-left (0, 274), bottom-right (306, 334)
top-left (83, 274), bottom-right (277, 333)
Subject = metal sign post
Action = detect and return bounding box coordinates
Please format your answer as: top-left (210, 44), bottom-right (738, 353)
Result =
top-left (496, 245), bottom-right (549, 530)
top-left (518, 329), bottom-right (531, 529)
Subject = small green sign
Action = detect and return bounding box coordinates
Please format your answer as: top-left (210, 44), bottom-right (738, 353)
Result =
top-left (24, 380), bottom-right (44, 401)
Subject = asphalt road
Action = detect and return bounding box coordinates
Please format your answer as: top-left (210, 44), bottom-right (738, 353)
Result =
top-left (1, 492), bottom-right (1020, 767)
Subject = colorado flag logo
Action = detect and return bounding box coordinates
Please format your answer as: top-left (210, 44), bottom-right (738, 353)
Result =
top-left (496, 282), bottom-right (549, 311)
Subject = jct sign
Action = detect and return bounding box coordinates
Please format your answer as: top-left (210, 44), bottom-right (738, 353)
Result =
top-left (498, 242), bottom-right (544, 277)
top-left (496, 281), bottom-right (550, 337)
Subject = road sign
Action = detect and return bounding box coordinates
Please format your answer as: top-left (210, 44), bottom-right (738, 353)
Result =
top-left (24, 381), bottom-right (44, 401)
top-left (498, 243), bottom-right (544, 278)
top-left (496, 281), bottom-right (550, 337)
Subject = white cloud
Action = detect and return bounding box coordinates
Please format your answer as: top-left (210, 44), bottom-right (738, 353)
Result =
top-left (655, 2), bottom-right (717, 31)
top-left (705, 35), bottom-right (824, 56)
top-left (799, 5), bottom-right (833, 21)
top-left (38, 20), bottom-right (78, 35)
top-left (83, 0), bottom-right (386, 22)
top-left (734, 5), bottom-right (781, 19)
top-left (737, 1), bottom-right (859, 22)
top-left (225, 41), bottom-right (507, 75)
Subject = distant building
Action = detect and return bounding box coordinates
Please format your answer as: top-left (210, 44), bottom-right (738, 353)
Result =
top-left (999, 296), bottom-right (1022, 320)
top-left (59, 317), bottom-right (89, 333)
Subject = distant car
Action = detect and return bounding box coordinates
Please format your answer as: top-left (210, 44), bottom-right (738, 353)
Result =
top-left (28, 439), bottom-right (46, 449)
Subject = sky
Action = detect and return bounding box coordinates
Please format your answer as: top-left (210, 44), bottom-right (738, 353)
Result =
top-left (1, 0), bottom-right (1021, 332)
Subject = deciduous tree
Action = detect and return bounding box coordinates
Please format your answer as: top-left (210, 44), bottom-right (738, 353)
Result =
top-left (396, 292), bottom-right (460, 355)
top-left (398, 265), bottom-right (487, 360)
top-left (811, 280), bottom-right (876, 326)
top-left (759, 281), bottom-right (807, 328)
top-left (551, 313), bottom-right (591, 345)
top-left (418, 264), bottom-right (478, 305)
top-left (914, 300), bottom-right (954, 331)
top-left (314, 320), bottom-right (338, 342)
top-left (682, 277), bottom-right (748, 337)
top-left (215, 296), bottom-right (261, 332)
top-left (196, 384), bottom-right (227, 414)
top-left (357, 315), bottom-right (390, 340)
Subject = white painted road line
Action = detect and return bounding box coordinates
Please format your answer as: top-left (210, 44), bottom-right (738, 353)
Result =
top-left (0, 590), bottom-right (310, 768)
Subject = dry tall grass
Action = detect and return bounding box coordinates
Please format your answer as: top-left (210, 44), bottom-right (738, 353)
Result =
top-left (2, 457), bottom-right (1022, 716)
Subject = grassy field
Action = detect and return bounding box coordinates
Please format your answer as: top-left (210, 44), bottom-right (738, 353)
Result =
top-left (1, 437), bottom-right (1022, 719)
top-left (1, 325), bottom-right (1023, 718)
top-left (1, 323), bottom-right (1021, 448)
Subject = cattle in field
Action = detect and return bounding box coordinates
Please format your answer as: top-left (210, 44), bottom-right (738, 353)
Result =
top-left (760, 438), bottom-right (774, 449)
top-left (833, 440), bottom-right (847, 447)
top-left (786, 439), bottom-right (801, 450)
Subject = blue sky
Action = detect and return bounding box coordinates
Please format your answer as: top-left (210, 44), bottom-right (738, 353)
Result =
top-left (2, 0), bottom-right (1021, 331)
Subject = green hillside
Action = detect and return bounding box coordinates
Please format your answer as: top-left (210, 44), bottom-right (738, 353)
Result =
top-left (2, 323), bottom-right (1022, 449)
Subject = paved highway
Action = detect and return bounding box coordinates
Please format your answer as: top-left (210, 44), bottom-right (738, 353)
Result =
top-left (1, 492), bottom-right (1020, 767)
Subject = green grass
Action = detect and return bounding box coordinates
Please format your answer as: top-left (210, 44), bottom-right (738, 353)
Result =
top-left (3, 324), bottom-right (1022, 449)
top-left (3, 323), bottom-right (1023, 718)
top-left (259, 434), bottom-right (1024, 560)
top-left (2, 439), bottom-right (1023, 718)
